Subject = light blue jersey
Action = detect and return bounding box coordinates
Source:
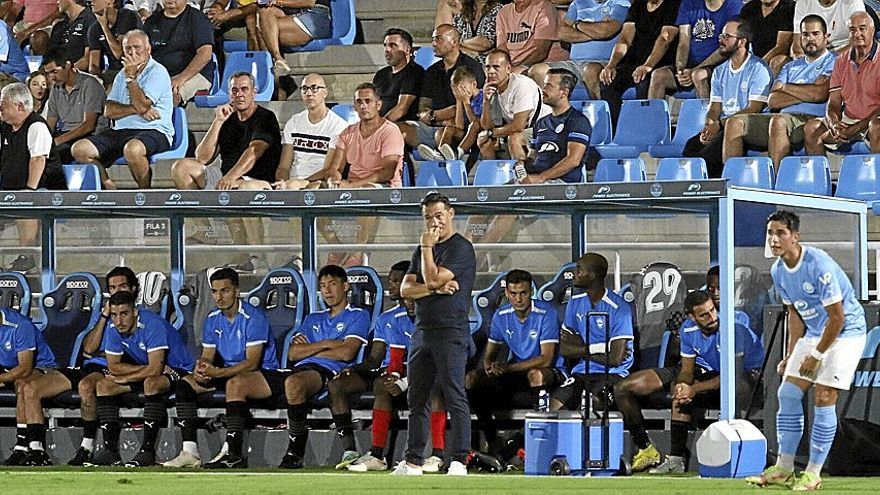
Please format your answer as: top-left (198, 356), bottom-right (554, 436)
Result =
top-left (489, 300), bottom-right (562, 368)
top-left (293, 305), bottom-right (370, 375)
top-left (777, 51), bottom-right (836, 117)
top-left (104, 308), bottom-right (194, 371)
top-left (710, 53), bottom-right (773, 119)
top-left (771, 246), bottom-right (867, 339)
top-left (202, 301), bottom-right (280, 370)
top-left (679, 319), bottom-right (764, 372)
top-left (565, 0), bottom-right (631, 26)
top-left (562, 289), bottom-right (634, 376)
top-left (0, 308), bottom-right (55, 369)
top-left (107, 57), bottom-right (174, 143)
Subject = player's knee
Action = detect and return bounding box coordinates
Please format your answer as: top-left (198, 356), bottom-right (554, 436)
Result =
top-left (95, 379), bottom-right (113, 396)
top-left (143, 375), bottom-right (165, 395)
top-left (284, 376), bottom-right (307, 402)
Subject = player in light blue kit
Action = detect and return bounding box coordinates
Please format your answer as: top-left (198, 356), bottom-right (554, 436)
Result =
top-left (748, 210), bottom-right (867, 491)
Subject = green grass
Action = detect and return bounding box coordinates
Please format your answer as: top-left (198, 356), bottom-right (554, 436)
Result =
top-left (0, 469), bottom-right (876, 494)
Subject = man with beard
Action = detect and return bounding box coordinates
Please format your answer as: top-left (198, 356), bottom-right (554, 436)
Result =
top-left (373, 28), bottom-right (424, 123)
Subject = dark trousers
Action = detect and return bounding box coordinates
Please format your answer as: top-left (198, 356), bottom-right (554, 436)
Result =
top-left (406, 327), bottom-right (474, 465)
top-left (599, 64), bottom-right (651, 127)
top-left (683, 131), bottom-right (725, 178)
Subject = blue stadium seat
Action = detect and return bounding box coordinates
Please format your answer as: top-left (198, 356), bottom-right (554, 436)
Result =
top-left (194, 51), bottom-right (274, 107)
top-left (655, 157), bottom-right (708, 180)
top-left (649, 99), bottom-right (709, 158)
top-left (0, 272), bottom-right (31, 315)
top-left (574, 100), bottom-right (612, 145)
top-left (594, 158), bottom-right (646, 182)
top-left (833, 140), bottom-right (871, 155)
top-left (43, 272), bottom-right (102, 369)
top-left (416, 160), bottom-right (468, 187)
top-left (415, 46), bottom-right (440, 69)
top-left (470, 270), bottom-right (510, 336)
top-left (223, 39), bottom-right (248, 52)
top-left (722, 157), bottom-right (775, 189)
top-left (287, 0), bottom-right (357, 52)
top-left (594, 99), bottom-right (670, 158)
top-left (113, 107), bottom-right (189, 165)
top-left (344, 265), bottom-right (384, 332)
top-left (775, 156), bottom-right (832, 196)
top-left (63, 163), bottom-right (101, 191)
top-left (331, 103), bottom-right (359, 124)
top-left (174, 277), bottom-right (200, 358)
top-left (247, 268), bottom-right (308, 367)
top-left (473, 159), bottom-right (517, 185)
top-left (537, 263), bottom-right (582, 326)
top-left (836, 154), bottom-right (880, 201)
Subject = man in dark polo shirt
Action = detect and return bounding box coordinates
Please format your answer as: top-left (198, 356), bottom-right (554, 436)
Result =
top-left (87, 0), bottom-right (142, 88)
top-left (397, 192), bottom-right (476, 476)
top-left (47, 0), bottom-right (97, 69)
top-left (373, 28), bottom-right (424, 123)
top-left (401, 24), bottom-right (484, 159)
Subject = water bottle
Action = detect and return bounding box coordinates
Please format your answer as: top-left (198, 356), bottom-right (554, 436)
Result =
top-left (537, 389), bottom-right (549, 412)
top-left (514, 161), bottom-right (527, 183)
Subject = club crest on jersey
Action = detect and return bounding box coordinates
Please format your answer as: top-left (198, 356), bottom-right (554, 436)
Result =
top-left (802, 282), bottom-right (814, 294)
top-left (3, 341), bottom-right (11, 351)
top-left (139, 342), bottom-right (147, 351)
top-left (336, 322), bottom-right (345, 332)
top-left (555, 123), bottom-right (564, 133)
top-left (529, 329), bottom-right (539, 340)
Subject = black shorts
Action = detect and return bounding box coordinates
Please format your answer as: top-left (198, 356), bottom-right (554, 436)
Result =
top-left (123, 368), bottom-right (188, 394)
top-left (679, 367), bottom-right (720, 412)
top-left (290, 363), bottom-right (336, 389)
top-left (86, 128), bottom-right (171, 167)
top-left (653, 364), bottom-right (683, 389)
top-left (550, 373), bottom-right (624, 411)
top-left (261, 369), bottom-right (291, 400)
top-left (57, 363), bottom-right (110, 390)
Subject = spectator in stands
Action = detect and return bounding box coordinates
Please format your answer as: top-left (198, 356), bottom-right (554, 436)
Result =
top-left (682, 19), bottom-right (772, 177)
top-left (42, 48), bottom-right (107, 164)
top-left (278, 265), bottom-right (370, 469)
top-left (804, 11), bottom-right (880, 156)
top-left (0, 305), bottom-right (55, 466)
top-left (0, 22), bottom-right (30, 86)
top-left (405, 24), bottom-right (485, 161)
top-left (143, 0), bottom-right (214, 106)
top-left (47, 0), bottom-right (97, 69)
top-left (722, 15), bottom-right (834, 168)
top-left (478, 49), bottom-right (548, 161)
top-left (793, 0), bottom-right (866, 57)
top-left (528, 0), bottom-right (631, 99)
top-left (88, 0), bottom-right (142, 88)
top-left (88, 291), bottom-right (194, 467)
top-left (373, 28), bottom-right (424, 123)
top-left (26, 71), bottom-right (48, 116)
top-left (550, 252), bottom-right (634, 411)
top-left (433, 65), bottom-right (484, 162)
top-left (447, 0), bottom-right (504, 62)
top-left (71, 29), bottom-right (174, 190)
top-left (466, 269), bottom-right (563, 453)
top-left (496, 0), bottom-right (568, 74)
top-left (648, 0), bottom-right (742, 99)
top-left (739, 0), bottom-right (795, 75)
top-left (592, 0), bottom-right (681, 125)
top-left (162, 268), bottom-right (281, 469)
top-left (8, 0), bottom-right (58, 55)
top-left (257, 0), bottom-right (331, 75)
top-left (206, 0), bottom-right (260, 52)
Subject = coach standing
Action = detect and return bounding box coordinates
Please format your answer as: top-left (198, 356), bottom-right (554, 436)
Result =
top-left (397, 192), bottom-right (476, 476)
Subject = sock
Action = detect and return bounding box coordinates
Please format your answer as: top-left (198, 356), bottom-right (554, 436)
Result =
top-left (631, 423), bottom-right (651, 451)
top-left (807, 405), bottom-right (837, 475)
top-left (431, 411), bottom-right (446, 453)
top-left (333, 413), bottom-right (355, 452)
top-left (287, 404), bottom-right (309, 457)
top-left (97, 396), bottom-right (121, 453)
top-left (669, 420), bottom-right (689, 457)
top-left (142, 394), bottom-right (167, 452)
top-left (27, 423), bottom-right (46, 451)
top-left (81, 420), bottom-right (98, 450)
top-left (225, 401), bottom-right (248, 457)
top-left (371, 408), bottom-right (392, 455)
top-left (776, 381), bottom-right (805, 469)
top-left (14, 424), bottom-right (27, 451)
top-left (175, 382), bottom-right (199, 443)
top-left (182, 441), bottom-right (199, 456)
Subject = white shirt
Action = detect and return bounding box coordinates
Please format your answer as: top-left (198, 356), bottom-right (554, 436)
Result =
top-left (495, 73), bottom-right (551, 125)
top-left (794, 0), bottom-right (866, 50)
top-left (281, 108), bottom-right (348, 178)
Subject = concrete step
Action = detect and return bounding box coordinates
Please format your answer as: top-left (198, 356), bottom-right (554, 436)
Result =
top-left (355, 0), bottom-right (437, 43)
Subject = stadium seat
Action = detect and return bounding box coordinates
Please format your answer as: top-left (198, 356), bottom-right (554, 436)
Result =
top-left (331, 103), bottom-right (359, 124)
top-left (537, 263), bottom-right (581, 326)
top-left (194, 51), bottom-right (274, 107)
top-left (43, 272), bottom-right (102, 369)
top-left (836, 154), bottom-right (880, 201)
top-left (567, 36), bottom-right (620, 101)
top-left (722, 157), bottom-right (775, 189)
top-left (833, 140), bottom-right (871, 155)
top-left (473, 159), bottom-right (517, 185)
top-left (628, 262), bottom-right (686, 369)
top-left (135, 271), bottom-right (171, 321)
top-left (247, 268), bottom-right (309, 367)
top-left (416, 160), bottom-right (468, 187)
top-left (415, 46), bottom-right (439, 69)
top-left (113, 107), bottom-right (189, 165)
top-left (594, 99), bottom-right (670, 158)
top-left (342, 265), bottom-right (384, 331)
top-left (574, 100), bottom-right (612, 146)
top-left (655, 157), bottom-right (708, 180)
top-left (63, 163), bottom-right (101, 190)
top-left (223, 39), bottom-right (248, 52)
top-left (0, 271), bottom-right (31, 315)
top-left (649, 99), bottom-right (709, 158)
top-left (174, 276), bottom-right (200, 357)
top-left (594, 158), bottom-right (646, 182)
top-left (287, 0), bottom-right (356, 52)
top-left (775, 156), bottom-right (832, 196)
top-left (26, 55), bottom-right (42, 73)
top-left (470, 270), bottom-right (510, 337)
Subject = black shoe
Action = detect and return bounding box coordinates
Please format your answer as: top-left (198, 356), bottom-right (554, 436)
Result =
top-left (67, 447), bottom-right (93, 466)
top-left (278, 450), bottom-right (304, 469)
top-left (9, 255), bottom-right (35, 274)
top-left (22, 449), bottom-right (52, 466)
top-left (3, 449), bottom-right (28, 466)
top-left (124, 449), bottom-right (155, 467)
top-left (85, 448), bottom-right (121, 466)
top-left (203, 453), bottom-right (247, 469)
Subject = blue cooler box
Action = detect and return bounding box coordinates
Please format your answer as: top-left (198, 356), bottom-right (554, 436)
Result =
top-left (696, 419), bottom-right (767, 478)
top-left (524, 411), bottom-right (623, 475)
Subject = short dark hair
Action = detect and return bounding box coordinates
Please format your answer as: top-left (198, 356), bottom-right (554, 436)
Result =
top-left (734, 18), bottom-right (753, 44)
top-left (547, 68), bottom-right (577, 95)
top-left (390, 260), bottom-right (411, 274)
top-left (485, 49), bottom-right (511, 65)
top-left (578, 252), bottom-right (608, 280)
top-left (684, 290), bottom-right (712, 314)
top-left (801, 14), bottom-right (828, 33)
top-left (41, 47), bottom-right (70, 69)
top-left (319, 265), bottom-right (348, 283)
top-left (421, 192), bottom-right (452, 209)
top-left (767, 210), bottom-right (800, 232)
top-left (707, 265), bottom-right (719, 279)
top-left (451, 65), bottom-right (476, 84)
top-left (384, 28), bottom-right (414, 49)
top-left (106, 266), bottom-right (139, 293)
top-left (108, 290), bottom-right (137, 309)
top-left (210, 267), bottom-right (239, 287)
top-left (505, 269), bottom-right (533, 287)
top-left (355, 81), bottom-right (378, 98)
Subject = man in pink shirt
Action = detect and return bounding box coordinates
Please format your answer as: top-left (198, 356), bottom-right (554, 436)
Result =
top-left (7, 0), bottom-right (59, 55)
top-left (804, 11), bottom-right (880, 154)
top-left (496, 0), bottom-right (568, 73)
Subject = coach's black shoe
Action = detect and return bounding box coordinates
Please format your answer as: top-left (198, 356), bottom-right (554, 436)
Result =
top-left (22, 449), bottom-right (52, 466)
top-left (124, 449), bottom-right (155, 468)
top-left (278, 451), bottom-right (304, 469)
top-left (3, 449), bottom-right (28, 466)
top-left (85, 448), bottom-right (122, 466)
top-left (67, 447), bottom-right (93, 466)
top-left (203, 453), bottom-right (247, 469)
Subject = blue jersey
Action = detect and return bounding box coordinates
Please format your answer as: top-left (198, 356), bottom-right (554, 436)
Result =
top-left (771, 246), bottom-right (867, 339)
top-left (489, 300), bottom-right (562, 368)
top-left (565, 0), bottom-right (631, 26)
top-left (562, 289), bottom-right (634, 376)
top-left (530, 107), bottom-right (592, 182)
top-left (0, 23), bottom-right (29, 81)
top-left (710, 53), bottom-right (772, 119)
top-left (104, 309), bottom-right (194, 371)
top-left (777, 51), bottom-right (836, 117)
top-left (202, 301), bottom-right (280, 370)
top-left (675, 0), bottom-right (742, 65)
top-left (678, 319), bottom-right (764, 372)
top-left (0, 308), bottom-right (55, 369)
top-left (373, 305), bottom-right (414, 368)
top-left (294, 305), bottom-right (370, 375)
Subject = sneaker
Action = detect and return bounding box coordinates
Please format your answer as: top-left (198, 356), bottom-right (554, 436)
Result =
top-left (447, 460), bottom-right (468, 476)
top-left (417, 144), bottom-right (445, 161)
top-left (274, 59), bottom-right (292, 76)
top-left (347, 454), bottom-right (387, 472)
top-left (203, 453), bottom-right (247, 469)
top-left (390, 460), bottom-right (423, 475)
top-left (123, 449), bottom-right (155, 468)
top-left (225, 256), bottom-right (257, 274)
top-left (632, 444), bottom-right (661, 472)
top-left (161, 450), bottom-right (201, 468)
top-left (792, 471), bottom-right (822, 491)
top-left (67, 447), bottom-right (93, 466)
top-left (335, 450), bottom-right (360, 470)
top-left (648, 455), bottom-right (685, 474)
top-left (422, 455), bottom-right (443, 473)
top-left (278, 450), bottom-right (303, 469)
top-left (22, 449), bottom-right (52, 466)
top-left (4, 449), bottom-right (28, 466)
top-left (9, 254), bottom-right (35, 274)
top-left (85, 448), bottom-right (121, 466)
top-left (745, 465), bottom-right (795, 488)
top-left (439, 144), bottom-right (461, 161)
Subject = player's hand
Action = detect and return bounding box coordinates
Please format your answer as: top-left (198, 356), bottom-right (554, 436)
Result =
top-left (798, 355), bottom-right (820, 379)
top-left (599, 65), bottom-right (616, 86)
top-left (420, 227), bottom-right (440, 249)
top-left (632, 65), bottom-right (652, 84)
top-left (293, 334), bottom-right (309, 345)
top-left (488, 362), bottom-right (508, 376)
top-left (216, 175), bottom-right (239, 190)
top-left (776, 357), bottom-right (788, 376)
top-left (699, 121), bottom-right (720, 144)
top-left (434, 280), bottom-right (459, 296)
top-left (674, 383), bottom-right (694, 402)
top-left (675, 68), bottom-right (693, 87)
top-left (382, 373), bottom-right (403, 396)
top-left (214, 104), bottom-right (234, 123)
top-left (141, 107), bottom-right (161, 121)
top-left (335, 368), bottom-right (352, 380)
top-left (560, 327), bottom-right (586, 351)
top-left (110, 374), bottom-right (128, 384)
top-left (520, 174), bottom-right (544, 185)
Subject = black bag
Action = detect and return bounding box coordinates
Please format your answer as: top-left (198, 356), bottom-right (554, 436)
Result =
top-left (826, 418), bottom-right (880, 476)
